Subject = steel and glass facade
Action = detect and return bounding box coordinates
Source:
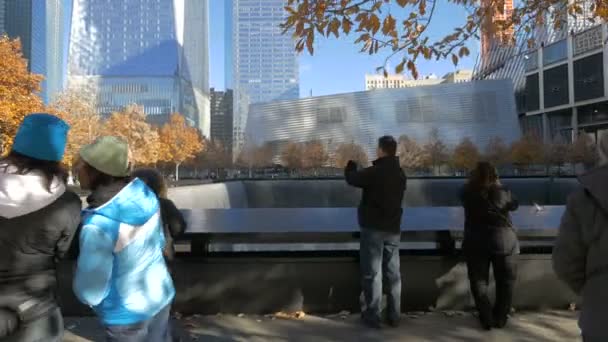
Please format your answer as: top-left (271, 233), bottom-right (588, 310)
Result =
top-left (210, 88), bottom-right (234, 155)
top-left (68, 0), bottom-right (209, 133)
top-left (246, 80), bottom-right (521, 161)
top-left (227, 0), bottom-right (300, 155)
top-left (0, 0), bottom-right (72, 103)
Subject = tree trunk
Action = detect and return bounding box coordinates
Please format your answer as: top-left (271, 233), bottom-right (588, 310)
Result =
top-left (175, 163), bottom-right (180, 181)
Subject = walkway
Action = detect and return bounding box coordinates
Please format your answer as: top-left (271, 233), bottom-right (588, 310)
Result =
top-left (64, 310), bottom-right (580, 341)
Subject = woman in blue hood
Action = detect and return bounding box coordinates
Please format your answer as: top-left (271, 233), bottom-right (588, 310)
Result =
top-left (73, 136), bottom-right (175, 342)
top-left (0, 113), bottom-right (81, 341)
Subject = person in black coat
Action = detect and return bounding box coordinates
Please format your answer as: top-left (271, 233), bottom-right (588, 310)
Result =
top-left (131, 168), bottom-right (186, 261)
top-left (0, 114), bottom-right (81, 341)
top-left (461, 161), bottom-right (519, 330)
top-left (345, 136), bottom-right (407, 329)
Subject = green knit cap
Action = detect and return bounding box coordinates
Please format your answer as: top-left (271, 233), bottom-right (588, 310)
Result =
top-left (80, 136), bottom-right (130, 177)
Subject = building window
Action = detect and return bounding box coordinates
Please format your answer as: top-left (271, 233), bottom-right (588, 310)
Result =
top-left (543, 40), bottom-right (567, 66)
top-left (543, 65), bottom-right (570, 108)
top-left (574, 52), bottom-right (604, 102)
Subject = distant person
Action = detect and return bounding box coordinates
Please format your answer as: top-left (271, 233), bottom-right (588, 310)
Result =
top-left (73, 137), bottom-right (175, 342)
top-left (0, 114), bottom-right (80, 341)
top-left (345, 136), bottom-right (407, 329)
top-left (132, 168), bottom-right (186, 261)
top-left (460, 162), bottom-right (519, 330)
top-left (553, 138), bottom-right (608, 342)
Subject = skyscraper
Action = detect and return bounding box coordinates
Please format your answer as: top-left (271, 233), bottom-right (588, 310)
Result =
top-left (210, 88), bottom-right (234, 155)
top-left (0, 0), bottom-right (73, 103)
top-left (68, 0), bottom-right (210, 134)
top-left (480, 0), bottom-right (514, 67)
top-left (227, 0), bottom-right (300, 155)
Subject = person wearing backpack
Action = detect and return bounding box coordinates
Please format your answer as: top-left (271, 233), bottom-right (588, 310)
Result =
top-left (73, 136), bottom-right (175, 342)
top-left (0, 113), bottom-right (81, 341)
top-left (460, 162), bottom-right (519, 330)
top-left (554, 137), bottom-right (608, 342)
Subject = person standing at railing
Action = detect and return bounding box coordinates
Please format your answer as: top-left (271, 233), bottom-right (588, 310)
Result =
top-left (0, 114), bottom-right (81, 341)
top-left (460, 162), bottom-right (519, 331)
top-left (73, 137), bottom-right (175, 342)
top-left (553, 138), bottom-right (608, 342)
top-left (345, 136), bottom-right (407, 329)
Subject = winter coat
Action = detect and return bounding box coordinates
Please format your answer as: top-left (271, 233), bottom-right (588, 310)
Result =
top-left (553, 165), bottom-right (608, 339)
top-left (159, 197), bottom-right (186, 260)
top-left (345, 156), bottom-right (407, 233)
top-left (0, 162), bottom-right (81, 337)
top-left (73, 178), bottom-right (175, 326)
top-left (460, 184), bottom-right (519, 255)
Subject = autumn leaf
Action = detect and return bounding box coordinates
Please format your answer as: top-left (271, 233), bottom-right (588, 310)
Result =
top-left (382, 15), bottom-right (396, 36)
top-left (306, 31), bottom-right (315, 54)
top-left (451, 54), bottom-right (459, 66)
top-left (342, 18), bottom-right (352, 34)
top-left (397, 0), bottom-right (409, 7)
top-left (369, 14), bottom-right (381, 35)
top-left (395, 59), bottom-right (406, 74)
top-left (458, 46), bottom-right (470, 58)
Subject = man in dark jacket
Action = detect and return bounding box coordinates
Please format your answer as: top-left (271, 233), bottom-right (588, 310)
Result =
top-left (345, 136), bottom-right (407, 329)
top-left (553, 138), bottom-right (608, 341)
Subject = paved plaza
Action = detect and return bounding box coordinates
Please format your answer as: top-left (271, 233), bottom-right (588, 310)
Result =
top-left (64, 310), bottom-right (580, 342)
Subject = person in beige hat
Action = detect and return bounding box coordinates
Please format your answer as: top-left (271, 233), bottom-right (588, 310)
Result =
top-left (73, 136), bottom-right (175, 342)
top-left (554, 134), bottom-right (608, 342)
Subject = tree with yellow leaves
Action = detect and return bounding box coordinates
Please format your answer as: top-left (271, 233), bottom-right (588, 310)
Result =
top-left (302, 140), bottom-right (329, 174)
top-left (48, 88), bottom-right (101, 167)
top-left (281, 142), bottom-right (305, 171)
top-left (451, 137), bottom-right (480, 173)
top-left (159, 113), bottom-right (204, 180)
top-left (333, 142), bottom-right (369, 169)
top-left (0, 36), bottom-right (44, 155)
top-left (103, 105), bottom-right (161, 167)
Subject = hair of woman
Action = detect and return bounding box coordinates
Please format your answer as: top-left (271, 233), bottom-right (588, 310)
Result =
top-left (131, 168), bottom-right (168, 199)
top-left (468, 161), bottom-right (500, 191)
top-left (1, 151), bottom-right (68, 190)
top-left (81, 161), bottom-right (130, 190)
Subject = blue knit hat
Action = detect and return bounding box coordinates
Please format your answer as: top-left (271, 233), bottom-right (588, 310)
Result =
top-left (11, 113), bottom-right (70, 162)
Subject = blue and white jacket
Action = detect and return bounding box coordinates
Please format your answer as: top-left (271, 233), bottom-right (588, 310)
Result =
top-left (73, 178), bottom-right (175, 325)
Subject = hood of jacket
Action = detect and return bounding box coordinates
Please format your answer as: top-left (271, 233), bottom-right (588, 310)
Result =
top-left (84, 177), bottom-right (159, 226)
top-left (579, 165), bottom-right (608, 214)
top-left (0, 162), bottom-right (66, 219)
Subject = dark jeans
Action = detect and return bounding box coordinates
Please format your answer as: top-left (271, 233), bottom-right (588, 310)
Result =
top-left (3, 308), bottom-right (63, 342)
top-left (466, 254), bottom-right (517, 328)
top-left (360, 228), bottom-right (401, 322)
top-left (105, 304), bottom-right (172, 342)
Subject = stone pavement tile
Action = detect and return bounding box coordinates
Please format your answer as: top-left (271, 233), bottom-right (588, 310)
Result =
top-left (64, 311), bottom-right (581, 342)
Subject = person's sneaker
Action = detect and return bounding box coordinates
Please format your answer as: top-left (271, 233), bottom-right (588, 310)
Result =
top-left (361, 316), bottom-right (382, 329)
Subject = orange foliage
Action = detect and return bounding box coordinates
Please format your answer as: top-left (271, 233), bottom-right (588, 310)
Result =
top-left (159, 113), bottom-right (203, 167)
top-left (48, 88), bottom-right (101, 167)
top-left (103, 105), bottom-right (160, 166)
top-left (0, 36), bottom-right (44, 154)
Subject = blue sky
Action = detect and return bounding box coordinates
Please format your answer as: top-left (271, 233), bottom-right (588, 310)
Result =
top-left (209, 1), bottom-right (480, 97)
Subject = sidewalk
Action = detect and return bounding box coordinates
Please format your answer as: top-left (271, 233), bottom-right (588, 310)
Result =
top-left (64, 310), bottom-right (581, 342)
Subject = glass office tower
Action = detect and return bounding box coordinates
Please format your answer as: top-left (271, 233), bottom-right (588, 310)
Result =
top-left (0, 0), bottom-right (72, 103)
top-left (227, 0), bottom-right (300, 155)
top-left (68, 0), bottom-right (209, 133)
